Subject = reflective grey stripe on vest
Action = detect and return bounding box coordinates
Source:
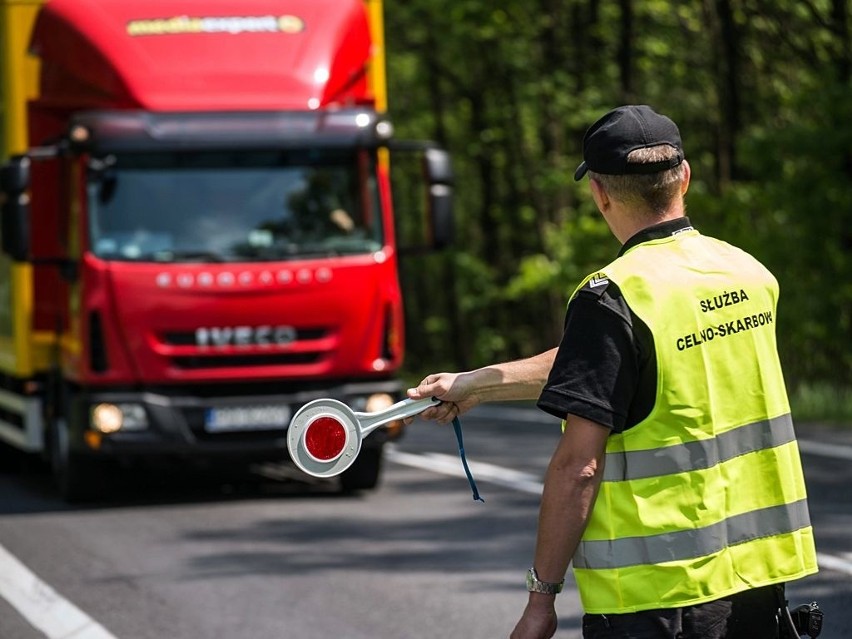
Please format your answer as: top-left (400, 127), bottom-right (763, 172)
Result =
top-left (574, 498), bottom-right (811, 570)
top-left (603, 413), bottom-right (796, 482)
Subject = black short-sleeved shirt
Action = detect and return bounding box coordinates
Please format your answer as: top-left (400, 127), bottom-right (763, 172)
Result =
top-left (536, 217), bottom-right (695, 432)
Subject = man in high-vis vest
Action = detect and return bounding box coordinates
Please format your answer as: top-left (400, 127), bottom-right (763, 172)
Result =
top-left (407, 105), bottom-right (818, 638)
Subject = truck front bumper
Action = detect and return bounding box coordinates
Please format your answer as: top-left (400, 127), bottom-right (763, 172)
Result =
top-left (67, 380), bottom-right (404, 461)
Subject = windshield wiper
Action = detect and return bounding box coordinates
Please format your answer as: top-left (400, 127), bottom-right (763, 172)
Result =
top-left (154, 250), bottom-right (229, 263)
top-left (279, 241), bottom-right (377, 259)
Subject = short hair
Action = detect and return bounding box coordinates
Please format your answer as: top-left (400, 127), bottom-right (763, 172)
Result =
top-left (588, 145), bottom-right (686, 216)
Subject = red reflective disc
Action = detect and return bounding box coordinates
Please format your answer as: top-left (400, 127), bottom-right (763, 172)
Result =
top-left (304, 417), bottom-right (347, 461)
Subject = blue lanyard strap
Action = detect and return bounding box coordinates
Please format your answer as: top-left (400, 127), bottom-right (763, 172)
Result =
top-left (452, 416), bottom-right (485, 502)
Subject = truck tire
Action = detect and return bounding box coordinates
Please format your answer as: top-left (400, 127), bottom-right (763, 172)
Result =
top-left (0, 441), bottom-right (23, 474)
top-left (339, 445), bottom-right (383, 492)
top-left (48, 417), bottom-right (105, 502)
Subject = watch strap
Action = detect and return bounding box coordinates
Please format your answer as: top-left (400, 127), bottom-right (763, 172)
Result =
top-left (526, 567), bottom-right (564, 595)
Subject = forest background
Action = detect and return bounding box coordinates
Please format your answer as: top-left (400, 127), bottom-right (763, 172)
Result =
top-left (385, 0), bottom-right (852, 420)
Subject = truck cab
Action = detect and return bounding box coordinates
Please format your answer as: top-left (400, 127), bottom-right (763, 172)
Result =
top-left (0, 0), bottom-right (452, 499)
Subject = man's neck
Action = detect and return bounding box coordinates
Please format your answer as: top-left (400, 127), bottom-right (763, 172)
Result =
top-left (610, 206), bottom-right (685, 245)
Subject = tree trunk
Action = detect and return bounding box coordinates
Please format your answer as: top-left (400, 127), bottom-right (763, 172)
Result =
top-left (618, 0), bottom-right (634, 101)
top-left (715, 0), bottom-right (741, 184)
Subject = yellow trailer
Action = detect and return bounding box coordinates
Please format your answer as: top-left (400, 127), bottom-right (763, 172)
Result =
top-left (0, 0), bottom-right (46, 452)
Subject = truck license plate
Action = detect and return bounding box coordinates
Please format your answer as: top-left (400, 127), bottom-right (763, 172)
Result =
top-left (204, 405), bottom-right (291, 433)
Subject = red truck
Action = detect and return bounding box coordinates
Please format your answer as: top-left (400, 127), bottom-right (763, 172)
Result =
top-left (0, 0), bottom-right (453, 500)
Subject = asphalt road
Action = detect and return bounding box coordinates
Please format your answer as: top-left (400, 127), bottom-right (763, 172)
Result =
top-left (0, 405), bottom-right (850, 639)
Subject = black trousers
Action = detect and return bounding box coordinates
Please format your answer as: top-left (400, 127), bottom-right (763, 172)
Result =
top-left (581, 584), bottom-right (782, 639)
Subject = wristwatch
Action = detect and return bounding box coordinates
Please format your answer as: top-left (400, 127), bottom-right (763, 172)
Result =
top-left (526, 567), bottom-right (564, 595)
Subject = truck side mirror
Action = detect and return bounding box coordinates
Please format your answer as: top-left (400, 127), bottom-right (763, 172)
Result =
top-left (423, 148), bottom-right (454, 249)
top-left (0, 156), bottom-right (32, 262)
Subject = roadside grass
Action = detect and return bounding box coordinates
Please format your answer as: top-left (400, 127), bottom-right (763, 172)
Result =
top-left (789, 383), bottom-right (852, 426)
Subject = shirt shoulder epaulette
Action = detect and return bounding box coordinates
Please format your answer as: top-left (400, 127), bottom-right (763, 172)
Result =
top-left (576, 272), bottom-right (611, 300)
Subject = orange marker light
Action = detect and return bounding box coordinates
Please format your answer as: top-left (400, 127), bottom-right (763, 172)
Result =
top-left (84, 430), bottom-right (102, 450)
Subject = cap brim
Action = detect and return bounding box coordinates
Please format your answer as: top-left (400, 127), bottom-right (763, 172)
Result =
top-left (573, 161), bottom-right (588, 181)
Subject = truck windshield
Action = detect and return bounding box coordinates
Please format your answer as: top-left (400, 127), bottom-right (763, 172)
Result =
top-left (87, 149), bottom-right (383, 262)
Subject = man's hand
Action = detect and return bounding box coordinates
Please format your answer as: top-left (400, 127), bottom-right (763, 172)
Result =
top-left (405, 372), bottom-right (481, 424)
top-left (509, 595), bottom-right (558, 639)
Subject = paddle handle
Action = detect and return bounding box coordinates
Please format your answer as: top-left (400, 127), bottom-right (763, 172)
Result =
top-left (357, 397), bottom-right (441, 435)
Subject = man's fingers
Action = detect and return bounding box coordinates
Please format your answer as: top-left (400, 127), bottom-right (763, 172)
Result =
top-left (431, 403), bottom-right (459, 425)
top-left (406, 374), bottom-right (445, 400)
top-left (406, 386), bottom-right (424, 400)
top-left (406, 372), bottom-right (470, 422)
top-left (403, 402), bottom-right (458, 425)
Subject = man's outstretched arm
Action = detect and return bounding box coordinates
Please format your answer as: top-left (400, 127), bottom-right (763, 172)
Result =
top-left (406, 348), bottom-right (558, 424)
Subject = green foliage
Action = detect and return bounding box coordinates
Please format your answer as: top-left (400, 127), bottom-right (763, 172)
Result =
top-left (790, 383), bottom-right (852, 423)
top-left (385, 0), bottom-right (852, 399)
top-left (691, 79), bottom-right (852, 388)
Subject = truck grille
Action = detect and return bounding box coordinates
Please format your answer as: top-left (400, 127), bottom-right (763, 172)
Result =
top-left (157, 326), bottom-right (331, 369)
top-left (172, 352), bottom-right (322, 369)
top-left (161, 327), bottom-right (327, 345)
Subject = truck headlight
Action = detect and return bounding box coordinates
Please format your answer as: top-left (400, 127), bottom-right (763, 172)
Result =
top-left (365, 393), bottom-right (394, 413)
top-left (91, 403), bottom-right (149, 433)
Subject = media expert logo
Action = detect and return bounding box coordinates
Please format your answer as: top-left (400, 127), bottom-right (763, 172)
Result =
top-left (126, 15), bottom-right (305, 37)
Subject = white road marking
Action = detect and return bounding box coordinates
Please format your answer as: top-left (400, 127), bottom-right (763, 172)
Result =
top-left (816, 553), bottom-right (852, 576)
top-left (797, 439), bottom-right (852, 461)
top-left (387, 430), bottom-right (852, 578)
top-left (386, 448), bottom-right (544, 495)
top-left (0, 543), bottom-right (117, 639)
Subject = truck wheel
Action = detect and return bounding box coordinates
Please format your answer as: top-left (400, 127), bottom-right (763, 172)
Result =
top-left (340, 446), bottom-right (383, 492)
top-left (0, 441), bottom-right (23, 474)
top-left (48, 417), bottom-right (104, 502)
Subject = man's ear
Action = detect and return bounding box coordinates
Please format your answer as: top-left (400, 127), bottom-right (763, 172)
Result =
top-left (589, 178), bottom-right (609, 213)
top-left (681, 160), bottom-right (691, 196)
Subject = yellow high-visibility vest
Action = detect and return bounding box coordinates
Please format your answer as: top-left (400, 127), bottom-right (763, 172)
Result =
top-left (570, 228), bottom-right (818, 614)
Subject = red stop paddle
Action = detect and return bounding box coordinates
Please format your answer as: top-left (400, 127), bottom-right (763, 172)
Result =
top-left (287, 397), bottom-right (440, 478)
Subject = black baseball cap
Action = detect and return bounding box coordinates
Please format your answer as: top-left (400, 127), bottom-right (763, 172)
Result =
top-left (573, 105), bottom-right (684, 181)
